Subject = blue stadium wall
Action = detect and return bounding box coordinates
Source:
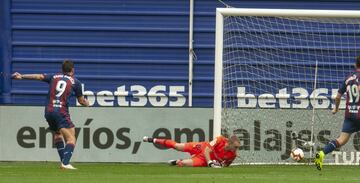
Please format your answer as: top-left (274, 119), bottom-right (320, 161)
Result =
top-left (1, 0), bottom-right (360, 107)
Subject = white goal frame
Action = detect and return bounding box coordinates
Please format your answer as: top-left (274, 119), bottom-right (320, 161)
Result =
top-left (213, 8), bottom-right (360, 137)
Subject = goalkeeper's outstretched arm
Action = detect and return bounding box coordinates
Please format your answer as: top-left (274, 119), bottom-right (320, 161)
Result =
top-left (204, 146), bottom-right (212, 165)
top-left (204, 146), bottom-right (222, 168)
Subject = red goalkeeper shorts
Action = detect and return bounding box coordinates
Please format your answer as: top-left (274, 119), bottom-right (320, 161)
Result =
top-left (183, 142), bottom-right (208, 167)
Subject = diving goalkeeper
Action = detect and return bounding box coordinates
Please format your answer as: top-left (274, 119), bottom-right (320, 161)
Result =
top-left (143, 135), bottom-right (240, 168)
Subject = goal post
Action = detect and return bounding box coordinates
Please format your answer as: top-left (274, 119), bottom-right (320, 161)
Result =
top-left (214, 8), bottom-right (360, 164)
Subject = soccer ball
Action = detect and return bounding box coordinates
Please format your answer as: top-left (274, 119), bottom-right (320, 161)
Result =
top-left (290, 148), bottom-right (304, 162)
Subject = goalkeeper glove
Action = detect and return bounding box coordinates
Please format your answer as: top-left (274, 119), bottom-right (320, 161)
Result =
top-left (207, 160), bottom-right (222, 168)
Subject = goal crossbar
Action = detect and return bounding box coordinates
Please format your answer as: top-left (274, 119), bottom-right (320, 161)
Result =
top-left (216, 8), bottom-right (360, 18)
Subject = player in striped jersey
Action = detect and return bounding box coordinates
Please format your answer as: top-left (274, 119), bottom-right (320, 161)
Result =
top-left (12, 60), bottom-right (89, 170)
top-left (315, 56), bottom-right (360, 171)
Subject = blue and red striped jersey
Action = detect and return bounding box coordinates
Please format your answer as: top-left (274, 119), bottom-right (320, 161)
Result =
top-left (42, 74), bottom-right (83, 114)
top-left (339, 69), bottom-right (360, 120)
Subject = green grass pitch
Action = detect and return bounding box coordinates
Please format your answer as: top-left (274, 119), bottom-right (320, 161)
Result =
top-left (1, 162), bottom-right (360, 183)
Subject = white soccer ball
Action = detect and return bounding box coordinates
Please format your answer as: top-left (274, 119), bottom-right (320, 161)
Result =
top-left (290, 148), bottom-right (304, 162)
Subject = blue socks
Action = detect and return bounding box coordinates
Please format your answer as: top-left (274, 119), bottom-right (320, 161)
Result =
top-left (54, 138), bottom-right (65, 161)
top-left (62, 143), bottom-right (75, 165)
top-left (323, 140), bottom-right (339, 154)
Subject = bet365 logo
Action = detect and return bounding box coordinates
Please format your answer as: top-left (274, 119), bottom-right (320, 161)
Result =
top-left (237, 87), bottom-right (345, 109)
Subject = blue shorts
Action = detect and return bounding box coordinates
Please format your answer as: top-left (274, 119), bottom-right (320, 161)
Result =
top-left (44, 112), bottom-right (74, 132)
top-left (342, 118), bottom-right (360, 133)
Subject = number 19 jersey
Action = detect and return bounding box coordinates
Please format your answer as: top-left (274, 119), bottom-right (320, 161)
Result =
top-left (43, 74), bottom-right (83, 114)
top-left (339, 70), bottom-right (360, 120)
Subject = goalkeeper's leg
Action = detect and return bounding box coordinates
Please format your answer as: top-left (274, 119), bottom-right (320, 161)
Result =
top-left (143, 136), bottom-right (205, 155)
top-left (169, 156), bottom-right (207, 167)
top-left (143, 136), bottom-right (185, 151)
top-left (168, 159), bottom-right (194, 167)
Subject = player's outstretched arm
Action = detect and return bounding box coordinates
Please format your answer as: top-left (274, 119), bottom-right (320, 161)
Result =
top-left (332, 92), bottom-right (342, 114)
top-left (77, 96), bottom-right (90, 107)
top-left (12, 72), bottom-right (44, 81)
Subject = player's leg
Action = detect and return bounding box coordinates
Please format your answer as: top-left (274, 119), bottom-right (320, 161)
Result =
top-left (54, 132), bottom-right (65, 161)
top-left (315, 132), bottom-right (351, 171)
top-left (315, 118), bottom-right (353, 171)
top-left (59, 127), bottom-right (76, 166)
top-left (325, 132), bottom-right (351, 154)
top-left (57, 113), bottom-right (77, 169)
top-left (45, 113), bottom-right (65, 162)
top-left (143, 136), bottom-right (185, 151)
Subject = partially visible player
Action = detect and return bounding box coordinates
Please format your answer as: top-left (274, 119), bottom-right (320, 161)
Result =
top-left (315, 56), bottom-right (360, 171)
top-left (143, 135), bottom-right (240, 168)
top-left (12, 59), bottom-right (89, 170)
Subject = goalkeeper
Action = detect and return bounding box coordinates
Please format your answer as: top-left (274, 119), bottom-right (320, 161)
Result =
top-left (143, 135), bottom-right (239, 168)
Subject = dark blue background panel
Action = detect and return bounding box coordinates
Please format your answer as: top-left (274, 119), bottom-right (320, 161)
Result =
top-left (2, 0), bottom-right (360, 107)
top-left (12, 0), bottom-right (189, 13)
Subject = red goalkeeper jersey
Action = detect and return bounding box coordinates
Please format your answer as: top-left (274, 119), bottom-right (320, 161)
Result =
top-left (208, 136), bottom-right (237, 165)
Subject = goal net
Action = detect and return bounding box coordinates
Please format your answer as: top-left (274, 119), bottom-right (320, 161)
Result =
top-left (214, 8), bottom-right (360, 164)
